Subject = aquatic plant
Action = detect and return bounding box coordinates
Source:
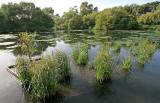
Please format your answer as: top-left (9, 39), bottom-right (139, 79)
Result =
top-left (130, 38), bottom-right (157, 64)
top-left (54, 51), bottom-right (71, 81)
top-left (89, 61), bottom-right (95, 69)
top-left (126, 40), bottom-right (132, 47)
top-left (15, 56), bottom-right (33, 89)
top-left (31, 58), bottom-right (58, 99)
top-left (122, 56), bottom-right (132, 70)
top-left (112, 42), bottom-right (122, 52)
top-left (72, 44), bottom-right (79, 60)
top-left (72, 43), bottom-right (89, 65)
top-left (95, 46), bottom-right (114, 83)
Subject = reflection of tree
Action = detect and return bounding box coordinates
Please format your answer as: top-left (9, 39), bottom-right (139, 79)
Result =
top-left (12, 41), bottom-right (51, 56)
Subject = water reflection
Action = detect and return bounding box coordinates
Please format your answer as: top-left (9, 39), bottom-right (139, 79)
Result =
top-left (0, 31), bottom-right (160, 103)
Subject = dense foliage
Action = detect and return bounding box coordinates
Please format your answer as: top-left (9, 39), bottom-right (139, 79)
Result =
top-left (0, 1), bottom-right (160, 32)
top-left (0, 2), bottom-right (54, 33)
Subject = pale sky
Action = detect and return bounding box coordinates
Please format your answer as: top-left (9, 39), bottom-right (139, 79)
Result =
top-left (0, 0), bottom-right (159, 15)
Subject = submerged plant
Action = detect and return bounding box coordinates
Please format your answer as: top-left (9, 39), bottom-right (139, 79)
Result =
top-left (122, 56), bottom-right (132, 70)
top-left (95, 46), bottom-right (114, 83)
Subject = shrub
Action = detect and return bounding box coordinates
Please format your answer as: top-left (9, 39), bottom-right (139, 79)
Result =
top-left (122, 56), bottom-right (132, 70)
top-left (95, 46), bottom-right (114, 83)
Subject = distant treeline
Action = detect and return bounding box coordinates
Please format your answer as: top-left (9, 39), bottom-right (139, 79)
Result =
top-left (54, 1), bottom-right (160, 31)
top-left (0, 2), bottom-right (54, 33)
top-left (0, 1), bottom-right (160, 33)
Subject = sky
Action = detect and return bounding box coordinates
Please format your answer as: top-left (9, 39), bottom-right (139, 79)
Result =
top-left (0, 0), bottom-right (159, 15)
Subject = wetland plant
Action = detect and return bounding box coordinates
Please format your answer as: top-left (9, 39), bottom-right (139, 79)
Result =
top-left (94, 46), bottom-right (114, 83)
top-left (16, 56), bottom-right (33, 89)
top-left (72, 43), bottom-right (89, 65)
top-left (54, 51), bottom-right (71, 81)
top-left (112, 42), bottom-right (122, 52)
top-left (31, 58), bottom-right (58, 99)
top-left (122, 56), bottom-right (132, 70)
top-left (130, 38), bottom-right (157, 64)
top-left (126, 40), bottom-right (132, 47)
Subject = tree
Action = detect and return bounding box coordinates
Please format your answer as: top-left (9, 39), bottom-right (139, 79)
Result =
top-left (83, 12), bottom-right (98, 29)
top-left (80, 2), bottom-right (98, 16)
top-left (0, 2), bottom-right (54, 32)
top-left (94, 8), bottom-right (139, 30)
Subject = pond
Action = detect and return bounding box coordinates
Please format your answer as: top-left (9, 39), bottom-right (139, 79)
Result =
top-left (0, 30), bottom-right (160, 103)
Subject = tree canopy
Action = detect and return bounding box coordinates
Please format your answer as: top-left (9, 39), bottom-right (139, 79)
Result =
top-left (0, 2), bottom-right (54, 33)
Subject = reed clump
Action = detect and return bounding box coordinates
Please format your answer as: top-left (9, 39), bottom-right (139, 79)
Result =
top-left (94, 46), bottom-right (115, 83)
top-left (122, 56), bottom-right (132, 70)
top-left (72, 43), bottom-right (89, 65)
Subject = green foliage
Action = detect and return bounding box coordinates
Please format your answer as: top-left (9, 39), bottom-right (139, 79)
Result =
top-left (83, 12), bottom-right (98, 29)
top-left (122, 56), bottom-right (132, 70)
top-left (53, 51), bottom-right (71, 81)
top-left (94, 8), bottom-right (139, 31)
top-left (126, 40), bottom-right (132, 47)
top-left (18, 32), bottom-right (36, 61)
top-left (72, 43), bottom-right (89, 65)
top-left (130, 39), bottom-right (157, 64)
top-left (95, 46), bottom-right (114, 83)
top-left (16, 56), bottom-right (32, 89)
top-left (15, 49), bottom-right (71, 99)
top-left (0, 2), bottom-right (54, 32)
top-left (113, 42), bottom-right (122, 52)
top-left (80, 2), bottom-right (98, 16)
top-left (31, 58), bottom-right (58, 99)
top-left (138, 10), bottom-right (160, 25)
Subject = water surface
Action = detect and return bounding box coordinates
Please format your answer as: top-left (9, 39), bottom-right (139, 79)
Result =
top-left (0, 30), bottom-right (160, 103)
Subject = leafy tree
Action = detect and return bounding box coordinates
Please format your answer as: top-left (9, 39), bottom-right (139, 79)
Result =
top-left (138, 10), bottom-right (160, 25)
top-left (18, 32), bottom-right (36, 62)
top-left (94, 8), bottom-right (139, 30)
top-left (80, 2), bottom-right (98, 16)
top-left (83, 12), bottom-right (98, 29)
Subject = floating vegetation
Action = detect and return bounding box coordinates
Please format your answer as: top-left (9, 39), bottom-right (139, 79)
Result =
top-left (72, 43), bottom-right (89, 65)
top-left (122, 56), bottom-right (132, 70)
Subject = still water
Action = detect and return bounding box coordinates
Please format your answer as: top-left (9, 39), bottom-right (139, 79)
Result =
top-left (0, 30), bottom-right (160, 103)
